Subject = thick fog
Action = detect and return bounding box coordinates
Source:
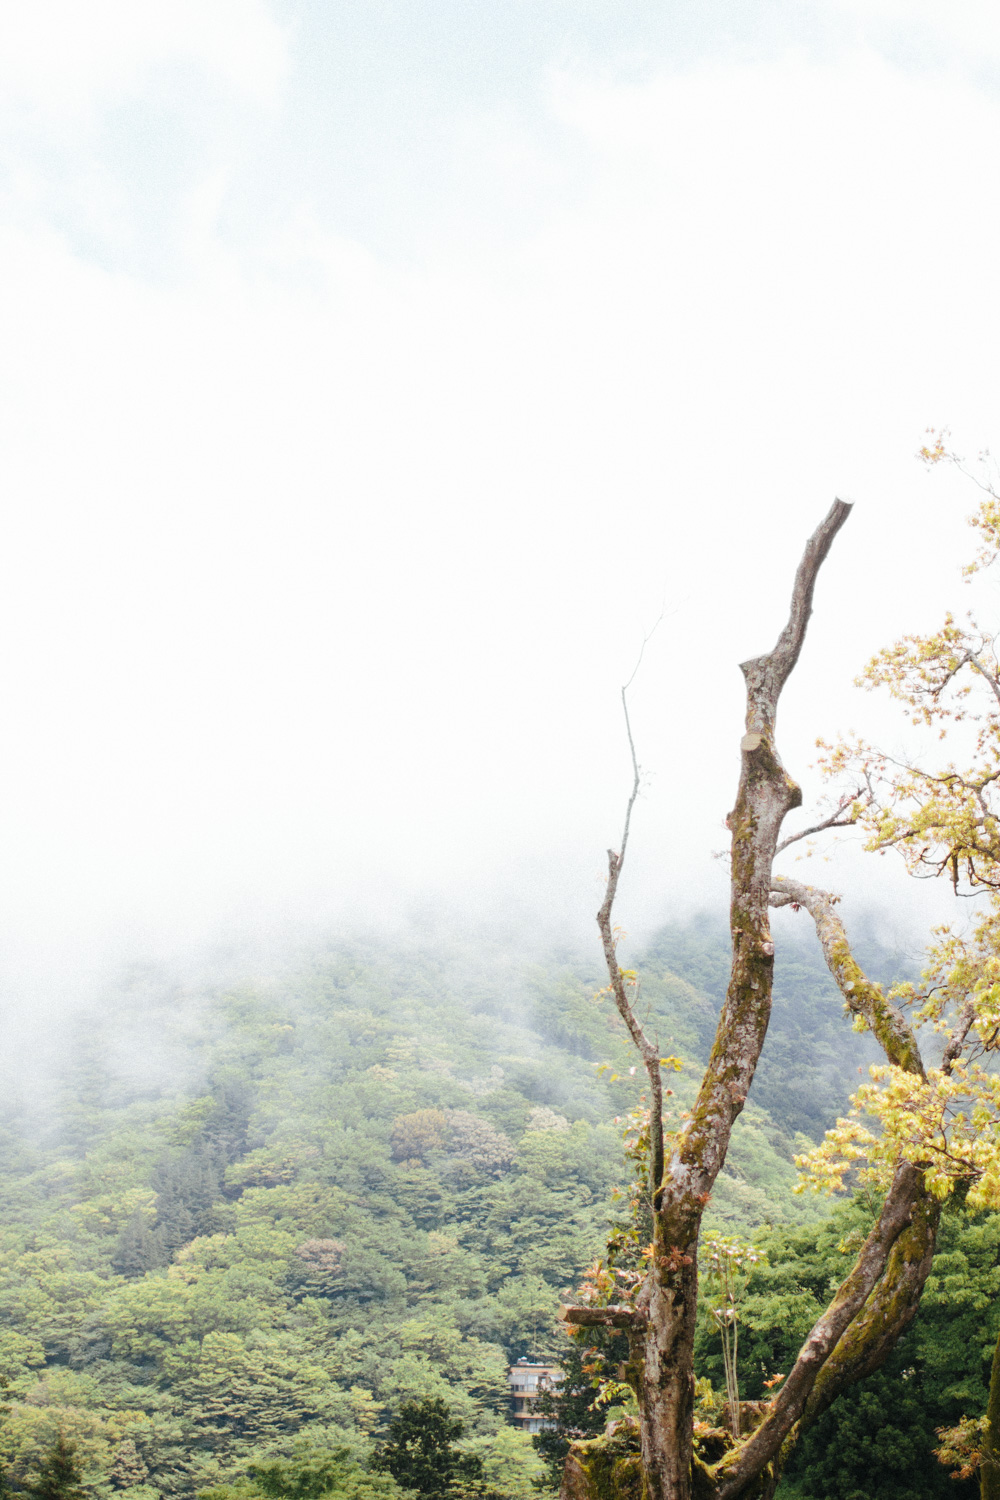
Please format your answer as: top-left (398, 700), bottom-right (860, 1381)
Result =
top-left (2, 0), bottom-right (1000, 1038)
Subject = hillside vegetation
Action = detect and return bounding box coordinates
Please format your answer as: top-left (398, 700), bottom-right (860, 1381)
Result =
top-left (0, 916), bottom-right (968, 1500)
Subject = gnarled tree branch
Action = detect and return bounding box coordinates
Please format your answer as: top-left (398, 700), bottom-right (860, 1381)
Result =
top-left (769, 876), bottom-right (924, 1076)
top-left (711, 880), bottom-right (934, 1497)
top-left (713, 1162), bottom-right (933, 1500)
top-left (798, 1186), bottom-right (938, 1428)
top-left (670, 501), bottom-right (852, 1223)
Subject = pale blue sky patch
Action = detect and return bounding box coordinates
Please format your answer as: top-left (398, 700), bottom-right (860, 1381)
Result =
top-left (5, 0), bottom-right (999, 272)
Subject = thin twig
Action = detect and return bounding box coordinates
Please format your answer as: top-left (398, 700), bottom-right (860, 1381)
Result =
top-left (597, 624), bottom-right (668, 1212)
top-left (775, 791), bottom-right (865, 854)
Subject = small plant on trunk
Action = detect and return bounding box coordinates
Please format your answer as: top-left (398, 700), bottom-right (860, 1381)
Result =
top-left (701, 1238), bottom-right (764, 1439)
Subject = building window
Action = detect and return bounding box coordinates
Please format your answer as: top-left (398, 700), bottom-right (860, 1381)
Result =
top-left (507, 1360), bottom-right (561, 1434)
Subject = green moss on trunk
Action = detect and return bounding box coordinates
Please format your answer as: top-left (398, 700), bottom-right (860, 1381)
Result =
top-left (560, 1422), bottom-right (644, 1500)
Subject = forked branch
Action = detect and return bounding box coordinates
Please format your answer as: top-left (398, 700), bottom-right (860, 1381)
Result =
top-left (714, 890), bottom-right (931, 1497)
top-left (568, 504), bottom-right (856, 1500)
top-left (775, 791), bottom-right (866, 854)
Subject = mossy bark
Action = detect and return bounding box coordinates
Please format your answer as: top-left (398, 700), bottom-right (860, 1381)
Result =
top-left (565, 498), bottom-right (945, 1499)
top-left (563, 503), bottom-right (943, 1500)
top-left (799, 1184), bottom-right (939, 1427)
top-left (634, 1266), bottom-right (700, 1500)
top-left (626, 503), bottom-right (852, 1500)
top-left (710, 1161), bottom-right (936, 1500)
top-left (560, 1422), bottom-right (644, 1500)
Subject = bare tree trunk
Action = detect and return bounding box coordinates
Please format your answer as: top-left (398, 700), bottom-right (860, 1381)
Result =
top-left (559, 492), bottom-right (996, 1499)
top-left (566, 502), bottom-right (958, 1500)
top-left (622, 502), bottom-right (851, 1500)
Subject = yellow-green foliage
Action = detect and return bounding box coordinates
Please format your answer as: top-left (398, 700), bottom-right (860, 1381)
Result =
top-left (804, 474), bottom-right (1000, 1212)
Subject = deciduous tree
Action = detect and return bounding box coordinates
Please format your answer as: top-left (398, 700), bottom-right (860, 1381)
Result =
top-left (560, 492), bottom-right (1000, 1499)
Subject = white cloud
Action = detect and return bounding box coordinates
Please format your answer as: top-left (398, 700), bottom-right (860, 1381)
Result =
top-left (2, 27), bottom-right (999, 1008)
top-left (831, 0), bottom-right (1000, 68)
top-left (0, 0), bottom-right (288, 115)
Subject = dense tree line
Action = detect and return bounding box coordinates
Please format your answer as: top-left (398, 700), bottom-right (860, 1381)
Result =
top-left (0, 921), bottom-right (969, 1500)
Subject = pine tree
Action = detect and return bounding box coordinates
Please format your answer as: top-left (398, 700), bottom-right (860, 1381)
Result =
top-left (108, 1438), bottom-right (149, 1492)
top-left (110, 1211), bottom-right (166, 1278)
top-left (373, 1399), bottom-right (483, 1500)
top-left (29, 1433), bottom-right (86, 1500)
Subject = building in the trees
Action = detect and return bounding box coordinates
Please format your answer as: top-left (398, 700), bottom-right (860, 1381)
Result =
top-left (508, 1358), bottom-right (561, 1433)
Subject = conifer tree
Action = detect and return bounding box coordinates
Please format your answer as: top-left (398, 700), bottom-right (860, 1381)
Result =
top-left (373, 1399), bottom-right (483, 1500)
top-left (108, 1438), bottom-right (149, 1492)
top-left (29, 1433), bottom-right (86, 1500)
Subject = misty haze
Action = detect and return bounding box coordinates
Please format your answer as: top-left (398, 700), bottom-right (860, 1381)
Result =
top-left (3, 6), bottom-right (1000, 1500)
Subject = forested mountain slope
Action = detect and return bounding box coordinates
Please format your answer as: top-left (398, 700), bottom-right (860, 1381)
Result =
top-left (0, 918), bottom-right (913, 1498)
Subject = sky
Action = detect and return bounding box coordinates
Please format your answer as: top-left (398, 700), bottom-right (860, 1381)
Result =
top-left (3, 0), bottom-right (1000, 1021)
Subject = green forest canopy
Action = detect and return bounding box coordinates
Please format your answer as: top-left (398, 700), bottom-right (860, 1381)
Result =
top-left (0, 916), bottom-right (994, 1500)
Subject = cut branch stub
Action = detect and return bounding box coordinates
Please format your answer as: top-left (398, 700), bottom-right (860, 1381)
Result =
top-left (559, 1304), bottom-right (647, 1331)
